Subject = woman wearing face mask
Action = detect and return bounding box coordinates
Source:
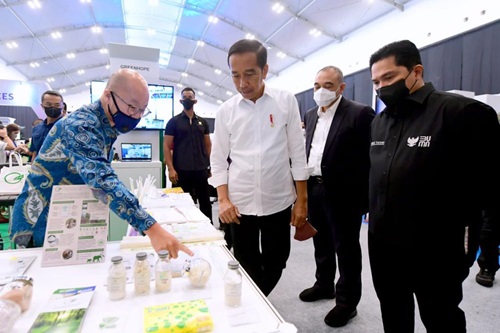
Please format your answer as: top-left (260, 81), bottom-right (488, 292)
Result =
top-left (11, 69), bottom-right (194, 261)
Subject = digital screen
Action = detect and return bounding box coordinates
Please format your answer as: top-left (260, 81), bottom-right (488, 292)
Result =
top-left (121, 143), bottom-right (152, 161)
top-left (90, 81), bottom-right (174, 130)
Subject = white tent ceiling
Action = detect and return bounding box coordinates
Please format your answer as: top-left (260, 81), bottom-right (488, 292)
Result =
top-left (0, 0), bottom-right (415, 104)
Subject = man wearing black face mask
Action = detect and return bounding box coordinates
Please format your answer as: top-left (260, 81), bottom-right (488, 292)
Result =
top-left (163, 87), bottom-right (213, 224)
top-left (11, 69), bottom-right (194, 260)
top-left (368, 40), bottom-right (500, 333)
top-left (28, 90), bottom-right (66, 160)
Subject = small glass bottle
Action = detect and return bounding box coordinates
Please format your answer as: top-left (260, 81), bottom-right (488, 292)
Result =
top-left (0, 298), bottom-right (21, 333)
top-left (134, 252), bottom-right (151, 295)
top-left (155, 250), bottom-right (172, 293)
top-left (107, 256), bottom-right (126, 300)
top-left (224, 260), bottom-right (242, 307)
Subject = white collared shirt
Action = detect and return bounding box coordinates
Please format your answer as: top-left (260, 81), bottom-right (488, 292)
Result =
top-left (308, 96), bottom-right (342, 176)
top-left (209, 85), bottom-right (309, 216)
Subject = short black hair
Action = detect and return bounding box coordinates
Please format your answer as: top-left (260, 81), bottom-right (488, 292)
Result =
top-left (181, 87), bottom-right (195, 97)
top-left (369, 40), bottom-right (422, 72)
top-left (227, 39), bottom-right (267, 70)
top-left (41, 90), bottom-right (64, 103)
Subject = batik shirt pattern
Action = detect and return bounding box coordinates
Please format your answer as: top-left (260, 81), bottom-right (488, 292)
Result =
top-left (11, 100), bottom-right (156, 247)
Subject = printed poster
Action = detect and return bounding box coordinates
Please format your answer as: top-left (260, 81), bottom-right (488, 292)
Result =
top-left (41, 185), bottom-right (109, 267)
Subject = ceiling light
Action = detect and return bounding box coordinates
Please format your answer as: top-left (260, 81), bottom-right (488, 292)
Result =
top-left (147, 28), bottom-right (155, 35)
top-left (105, 64), bottom-right (110, 70)
top-left (226, 91), bottom-right (233, 96)
top-left (181, 72), bottom-right (188, 77)
top-left (99, 48), bottom-right (108, 54)
top-left (214, 69), bottom-right (222, 75)
top-left (188, 59), bottom-right (195, 64)
top-left (66, 53), bottom-right (76, 59)
top-left (246, 33), bottom-right (255, 40)
top-left (198, 91), bottom-right (204, 96)
top-left (122, 0), bottom-right (183, 68)
top-left (28, 0), bottom-right (41, 9)
top-left (197, 41), bottom-right (205, 47)
top-left (91, 26), bottom-right (102, 34)
top-left (208, 16), bottom-right (219, 24)
top-left (30, 62), bottom-right (40, 68)
top-left (217, 100), bottom-right (223, 104)
top-left (277, 51), bottom-right (287, 59)
top-left (309, 28), bottom-right (322, 37)
top-left (6, 42), bottom-right (18, 49)
top-left (51, 31), bottom-right (62, 39)
top-left (77, 69), bottom-right (85, 75)
top-left (272, 3), bottom-right (284, 14)
top-left (85, 82), bottom-right (91, 86)
top-left (148, 0), bottom-right (159, 5)
top-left (47, 77), bottom-right (55, 82)
top-left (80, 0), bottom-right (92, 3)
top-left (59, 89), bottom-right (66, 93)
top-left (177, 83), bottom-right (183, 88)
top-left (205, 81), bottom-right (212, 86)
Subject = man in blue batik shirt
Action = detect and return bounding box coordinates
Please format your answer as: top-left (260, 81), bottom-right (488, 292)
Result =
top-left (10, 69), bottom-right (193, 259)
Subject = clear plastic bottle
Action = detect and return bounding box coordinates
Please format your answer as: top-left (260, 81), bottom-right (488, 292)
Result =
top-left (134, 252), bottom-right (151, 295)
top-left (155, 250), bottom-right (172, 293)
top-left (107, 256), bottom-right (126, 300)
top-left (0, 275), bottom-right (34, 311)
top-left (224, 260), bottom-right (242, 307)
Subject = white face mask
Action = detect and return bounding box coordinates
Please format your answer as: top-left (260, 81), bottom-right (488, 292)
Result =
top-left (313, 87), bottom-right (338, 107)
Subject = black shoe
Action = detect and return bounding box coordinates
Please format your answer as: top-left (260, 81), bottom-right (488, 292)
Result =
top-left (476, 268), bottom-right (495, 287)
top-left (324, 305), bottom-right (357, 327)
top-left (299, 285), bottom-right (335, 302)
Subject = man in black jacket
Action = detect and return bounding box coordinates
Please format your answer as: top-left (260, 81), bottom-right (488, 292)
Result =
top-left (300, 66), bottom-right (375, 327)
top-left (368, 40), bottom-right (500, 333)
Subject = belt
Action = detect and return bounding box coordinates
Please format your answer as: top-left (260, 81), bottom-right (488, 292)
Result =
top-left (310, 176), bottom-right (323, 184)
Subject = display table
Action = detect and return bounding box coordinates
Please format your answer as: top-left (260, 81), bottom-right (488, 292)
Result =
top-left (3, 242), bottom-right (296, 333)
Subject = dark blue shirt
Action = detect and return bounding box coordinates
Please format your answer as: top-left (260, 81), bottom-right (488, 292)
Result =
top-left (29, 118), bottom-right (61, 155)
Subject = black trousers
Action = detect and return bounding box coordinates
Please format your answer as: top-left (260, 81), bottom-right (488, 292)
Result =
top-left (477, 209), bottom-right (500, 272)
top-left (229, 206), bottom-right (292, 296)
top-left (369, 233), bottom-right (467, 333)
top-left (307, 178), bottom-right (363, 308)
top-left (176, 169), bottom-right (212, 224)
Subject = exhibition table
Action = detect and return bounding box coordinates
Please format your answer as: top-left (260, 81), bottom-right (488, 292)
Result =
top-left (2, 241), bottom-right (296, 333)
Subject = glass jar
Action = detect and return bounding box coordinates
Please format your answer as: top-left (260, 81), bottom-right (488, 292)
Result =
top-left (0, 275), bottom-right (33, 311)
top-left (107, 256), bottom-right (126, 300)
top-left (184, 258), bottom-right (212, 288)
top-left (224, 260), bottom-right (242, 307)
top-left (155, 250), bottom-right (172, 293)
top-left (134, 252), bottom-right (151, 295)
top-left (0, 299), bottom-right (21, 333)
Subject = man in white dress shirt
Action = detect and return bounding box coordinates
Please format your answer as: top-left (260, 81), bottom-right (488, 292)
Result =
top-left (210, 39), bottom-right (309, 296)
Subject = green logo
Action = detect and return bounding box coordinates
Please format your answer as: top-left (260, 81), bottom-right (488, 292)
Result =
top-left (4, 172), bottom-right (24, 184)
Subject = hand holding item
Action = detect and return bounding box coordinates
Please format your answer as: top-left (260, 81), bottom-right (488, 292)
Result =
top-left (294, 219), bottom-right (317, 241)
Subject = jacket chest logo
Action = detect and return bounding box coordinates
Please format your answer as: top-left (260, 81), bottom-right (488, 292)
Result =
top-left (407, 136), bottom-right (431, 148)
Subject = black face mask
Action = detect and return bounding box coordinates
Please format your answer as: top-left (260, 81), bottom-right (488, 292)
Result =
top-left (376, 69), bottom-right (415, 108)
top-left (44, 107), bottom-right (62, 118)
top-left (181, 99), bottom-right (195, 110)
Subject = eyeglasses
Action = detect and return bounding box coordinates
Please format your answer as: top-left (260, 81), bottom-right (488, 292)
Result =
top-left (110, 91), bottom-right (151, 118)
